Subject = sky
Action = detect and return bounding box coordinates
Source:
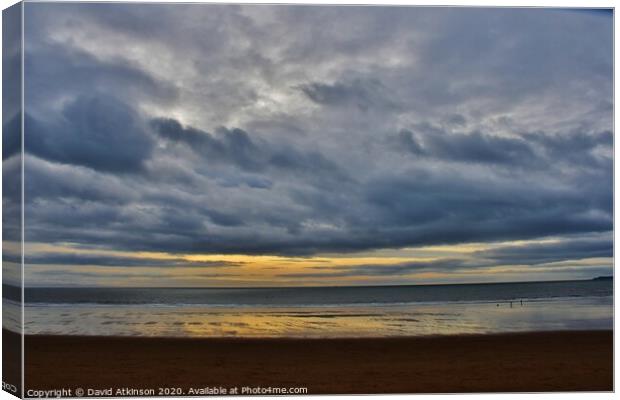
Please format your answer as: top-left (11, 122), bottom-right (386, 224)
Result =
top-left (2, 4), bottom-right (613, 287)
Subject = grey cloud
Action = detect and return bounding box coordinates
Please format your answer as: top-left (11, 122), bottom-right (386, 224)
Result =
top-left (280, 237), bottom-right (613, 278)
top-left (396, 125), bottom-right (535, 165)
top-left (152, 118), bottom-right (264, 171)
top-left (151, 117), bottom-right (350, 184)
top-left (394, 121), bottom-right (612, 170)
top-left (25, 95), bottom-right (154, 173)
top-left (2, 113), bottom-right (21, 160)
top-left (2, 156), bottom-right (21, 242)
top-left (527, 130), bottom-right (613, 151)
top-left (397, 129), bottom-right (425, 155)
top-left (411, 9), bottom-right (612, 112)
top-left (2, 3), bottom-right (22, 124)
top-left (18, 253), bottom-right (239, 268)
top-left (218, 175), bottom-right (273, 190)
top-left (444, 114), bottom-right (467, 127)
top-left (24, 41), bottom-right (178, 110)
top-left (424, 130), bottom-right (534, 165)
top-left (475, 237), bottom-right (613, 265)
top-left (521, 129), bottom-right (613, 169)
top-left (23, 156), bottom-right (138, 205)
top-left (363, 168), bottom-right (611, 235)
top-left (21, 152), bottom-right (612, 257)
top-left (300, 78), bottom-right (399, 112)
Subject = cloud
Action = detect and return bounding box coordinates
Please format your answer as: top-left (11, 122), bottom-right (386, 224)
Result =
top-left (151, 118), bottom-right (265, 171)
top-left (151, 117), bottom-right (350, 183)
top-left (29, 270), bottom-right (235, 283)
top-left (2, 155), bottom-right (21, 242)
top-left (474, 237), bottom-right (613, 265)
top-left (299, 78), bottom-right (399, 112)
top-left (2, 113), bottom-right (21, 160)
top-left (521, 129), bottom-right (613, 169)
top-left (24, 41), bottom-right (178, 111)
top-left (393, 122), bottom-right (613, 170)
top-left (279, 236), bottom-right (613, 278)
top-left (17, 253), bottom-right (239, 268)
top-left (25, 95), bottom-right (154, 173)
top-left (396, 126), bottom-right (535, 165)
top-left (2, 3), bottom-right (22, 125)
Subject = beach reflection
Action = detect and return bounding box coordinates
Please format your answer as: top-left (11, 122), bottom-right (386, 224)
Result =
top-left (17, 296), bottom-right (612, 338)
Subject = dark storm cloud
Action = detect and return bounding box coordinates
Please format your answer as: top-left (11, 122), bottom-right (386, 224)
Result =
top-left (151, 117), bottom-right (350, 182)
top-left (25, 95), bottom-right (154, 173)
top-left (19, 128), bottom-right (612, 257)
top-left (394, 122), bottom-right (613, 169)
top-left (20, 190), bottom-right (613, 256)
top-left (396, 127), bottom-right (535, 165)
top-left (363, 169), bottom-right (611, 236)
top-left (152, 118), bottom-right (264, 171)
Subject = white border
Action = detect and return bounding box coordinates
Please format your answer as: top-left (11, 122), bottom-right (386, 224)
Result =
top-left (0, 2), bottom-right (616, 400)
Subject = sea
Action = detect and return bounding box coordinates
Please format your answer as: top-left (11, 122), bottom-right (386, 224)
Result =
top-left (3, 279), bottom-right (613, 338)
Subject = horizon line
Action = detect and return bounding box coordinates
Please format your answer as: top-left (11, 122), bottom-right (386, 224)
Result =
top-left (8, 276), bottom-right (612, 290)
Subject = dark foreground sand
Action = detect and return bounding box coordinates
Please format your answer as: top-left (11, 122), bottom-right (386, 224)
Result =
top-left (5, 330), bottom-right (613, 395)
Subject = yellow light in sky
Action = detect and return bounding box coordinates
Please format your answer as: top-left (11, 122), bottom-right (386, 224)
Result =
top-left (17, 237), bottom-right (611, 287)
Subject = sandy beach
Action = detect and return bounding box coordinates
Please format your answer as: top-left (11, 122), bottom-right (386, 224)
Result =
top-left (6, 329), bottom-right (612, 395)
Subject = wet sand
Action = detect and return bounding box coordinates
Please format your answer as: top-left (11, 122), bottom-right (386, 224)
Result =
top-left (6, 329), bottom-right (613, 395)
